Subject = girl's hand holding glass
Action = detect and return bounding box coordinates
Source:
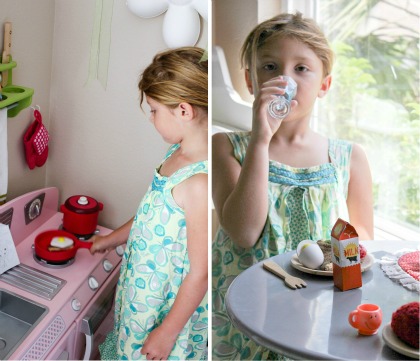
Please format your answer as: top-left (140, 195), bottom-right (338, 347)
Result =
top-left (252, 76), bottom-right (298, 141)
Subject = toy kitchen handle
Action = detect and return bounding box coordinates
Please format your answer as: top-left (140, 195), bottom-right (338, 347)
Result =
top-left (80, 272), bottom-right (116, 360)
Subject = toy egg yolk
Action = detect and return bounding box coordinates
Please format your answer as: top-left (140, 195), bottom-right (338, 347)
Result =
top-left (301, 244), bottom-right (310, 251)
top-left (298, 244), bottom-right (324, 269)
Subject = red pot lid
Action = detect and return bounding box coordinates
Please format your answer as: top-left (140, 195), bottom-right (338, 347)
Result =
top-left (64, 195), bottom-right (101, 214)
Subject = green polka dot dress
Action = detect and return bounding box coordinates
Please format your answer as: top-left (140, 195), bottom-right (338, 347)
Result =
top-left (100, 144), bottom-right (208, 360)
top-left (212, 132), bottom-right (351, 360)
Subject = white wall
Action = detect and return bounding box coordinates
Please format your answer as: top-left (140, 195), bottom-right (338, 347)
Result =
top-left (2, 0), bottom-right (208, 229)
top-left (1, 0), bottom-right (55, 198)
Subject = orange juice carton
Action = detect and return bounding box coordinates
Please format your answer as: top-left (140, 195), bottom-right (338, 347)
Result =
top-left (331, 218), bottom-right (362, 291)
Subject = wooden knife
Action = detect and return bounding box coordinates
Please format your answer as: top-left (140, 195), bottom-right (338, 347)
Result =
top-left (2, 22), bottom-right (12, 87)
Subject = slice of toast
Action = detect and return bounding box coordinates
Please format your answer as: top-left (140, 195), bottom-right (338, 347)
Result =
top-left (48, 245), bottom-right (74, 252)
top-left (317, 240), bottom-right (333, 271)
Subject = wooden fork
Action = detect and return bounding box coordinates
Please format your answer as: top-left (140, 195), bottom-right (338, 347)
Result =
top-left (263, 260), bottom-right (307, 289)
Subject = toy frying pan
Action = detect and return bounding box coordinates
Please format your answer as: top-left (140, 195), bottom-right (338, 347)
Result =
top-left (34, 229), bottom-right (92, 263)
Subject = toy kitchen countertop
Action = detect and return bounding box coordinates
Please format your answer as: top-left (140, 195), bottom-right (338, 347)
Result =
top-left (0, 187), bottom-right (123, 360)
top-left (225, 240), bottom-right (420, 360)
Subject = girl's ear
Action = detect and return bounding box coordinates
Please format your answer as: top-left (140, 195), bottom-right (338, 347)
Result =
top-left (178, 102), bottom-right (194, 121)
top-left (245, 69), bottom-right (254, 95)
top-left (318, 75), bottom-right (332, 98)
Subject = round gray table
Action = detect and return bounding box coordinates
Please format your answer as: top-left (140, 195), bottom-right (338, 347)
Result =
top-left (225, 240), bottom-right (420, 360)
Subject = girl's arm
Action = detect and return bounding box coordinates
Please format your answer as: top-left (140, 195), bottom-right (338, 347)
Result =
top-left (213, 133), bottom-right (270, 248)
top-left (347, 143), bottom-right (374, 240)
top-left (90, 217), bottom-right (134, 254)
top-left (140, 174), bottom-right (208, 360)
top-left (213, 77), bottom-right (293, 248)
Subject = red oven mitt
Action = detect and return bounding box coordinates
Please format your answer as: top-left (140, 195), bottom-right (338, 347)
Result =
top-left (23, 109), bottom-right (50, 169)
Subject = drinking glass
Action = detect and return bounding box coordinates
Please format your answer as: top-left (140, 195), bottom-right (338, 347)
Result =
top-left (267, 76), bottom-right (297, 119)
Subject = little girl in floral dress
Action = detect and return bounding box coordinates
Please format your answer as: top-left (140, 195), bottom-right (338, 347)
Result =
top-left (91, 47), bottom-right (208, 360)
top-left (212, 13), bottom-right (373, 360)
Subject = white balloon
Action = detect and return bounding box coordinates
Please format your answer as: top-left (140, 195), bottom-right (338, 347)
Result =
top-left (126, 0), bottom-right (168, 18)
top-left (191, 0), bottom-right (208, 22)
top-left (163, 5), bottom-right (200, 47)
top-left (168, 0), bottom-right (193, 4)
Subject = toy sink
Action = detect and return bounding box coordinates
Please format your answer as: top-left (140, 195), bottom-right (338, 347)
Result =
top-left (0, 289), bottom-right (48, 359)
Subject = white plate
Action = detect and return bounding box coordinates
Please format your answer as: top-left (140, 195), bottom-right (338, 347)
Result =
top-left (290, 253), bottom-right (374, 277)
top-left (382, 323), bottom-right (419, 359)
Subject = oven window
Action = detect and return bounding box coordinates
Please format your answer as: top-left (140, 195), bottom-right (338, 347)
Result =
top-left (82, 287), bottom-right (115, 335)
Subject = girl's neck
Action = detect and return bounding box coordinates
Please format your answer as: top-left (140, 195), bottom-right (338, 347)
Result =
top-left (177, 112), bottom-right (208, 161)
top-left (268, 118), bottom-right (329, 168)
top-left (271, 116), bottom-right (312, 145)
top-left (159, 126), bottom-right (207, 178)
top-left (177, 130), bottom-right (208, 161)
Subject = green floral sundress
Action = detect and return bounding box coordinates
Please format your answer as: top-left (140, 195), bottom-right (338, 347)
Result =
top-left (212, 132), bottom-right (351, 360)
top-left (100, 144), bottom-right (208, 360)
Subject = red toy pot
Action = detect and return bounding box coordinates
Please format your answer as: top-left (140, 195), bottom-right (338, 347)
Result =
top-left (60, 195), bottom-right (103, 236)
top-left (34, 230), bottom-right (92, 263)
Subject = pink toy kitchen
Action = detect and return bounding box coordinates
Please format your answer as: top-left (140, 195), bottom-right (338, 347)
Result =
top-left (0, 14), bottom-right (126, 359)
top-left (0, 9), bottom-right (124, 360)
top-left (0, 187), bottom-right (123, 360)
top-left (0, 1), bottom-right (184, 358)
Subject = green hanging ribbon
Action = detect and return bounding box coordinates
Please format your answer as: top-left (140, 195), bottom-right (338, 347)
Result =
top-left (87, 0), bottom-right (114, 89)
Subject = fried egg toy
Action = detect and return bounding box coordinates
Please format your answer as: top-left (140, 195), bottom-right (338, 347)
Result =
top-left (50, 236), bottom-right (74, 249)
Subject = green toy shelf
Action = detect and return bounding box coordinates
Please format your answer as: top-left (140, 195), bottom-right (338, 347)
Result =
top-left (0, 56), bottom-right (34, 117)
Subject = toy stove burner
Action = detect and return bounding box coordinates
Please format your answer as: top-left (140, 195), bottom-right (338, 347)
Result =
top-left (60, 225), bottom-right (99, 241)
top-left (32, 250), bottom-right (75, 268)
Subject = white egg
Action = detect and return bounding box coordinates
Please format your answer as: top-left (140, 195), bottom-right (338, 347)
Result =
top-left (296, 240), bottom-right (324, 269)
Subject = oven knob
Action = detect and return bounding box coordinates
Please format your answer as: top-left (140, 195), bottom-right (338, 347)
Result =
top-left (88, 276), bottom-right (99, 290)
top-left (116, 246), bottom-right (124, 257)
top-left (103, 259), bottom-right (113, 272)
top-left (71, 298), bottom-right (81, 311)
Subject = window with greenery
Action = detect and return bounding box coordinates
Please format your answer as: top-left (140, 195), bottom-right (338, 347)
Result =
top-left (314, 0), bottom-right (419, 236)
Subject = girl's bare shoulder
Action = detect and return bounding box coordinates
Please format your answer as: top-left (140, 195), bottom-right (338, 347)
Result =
top-left (173, 172), bottom-right (208, 209)
top-left (212, 132), bottom-right (231, 151)
top-left (349, 142), bottom-right (370, 171)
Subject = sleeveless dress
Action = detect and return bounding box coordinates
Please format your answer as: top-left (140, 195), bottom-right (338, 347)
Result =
top-left (212, 132), bottom-right (352, 360)
top-left (100, 144), bottom-right (208, 360)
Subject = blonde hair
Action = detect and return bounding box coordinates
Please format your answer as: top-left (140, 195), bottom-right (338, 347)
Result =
top-left (138, 47), bottom-right (208, 112)
top-left (241, 12), bottom-right (334, 80)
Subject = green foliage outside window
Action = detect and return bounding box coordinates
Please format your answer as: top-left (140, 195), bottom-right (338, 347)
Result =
top-left (316, 0), bottom-right (419, 230)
